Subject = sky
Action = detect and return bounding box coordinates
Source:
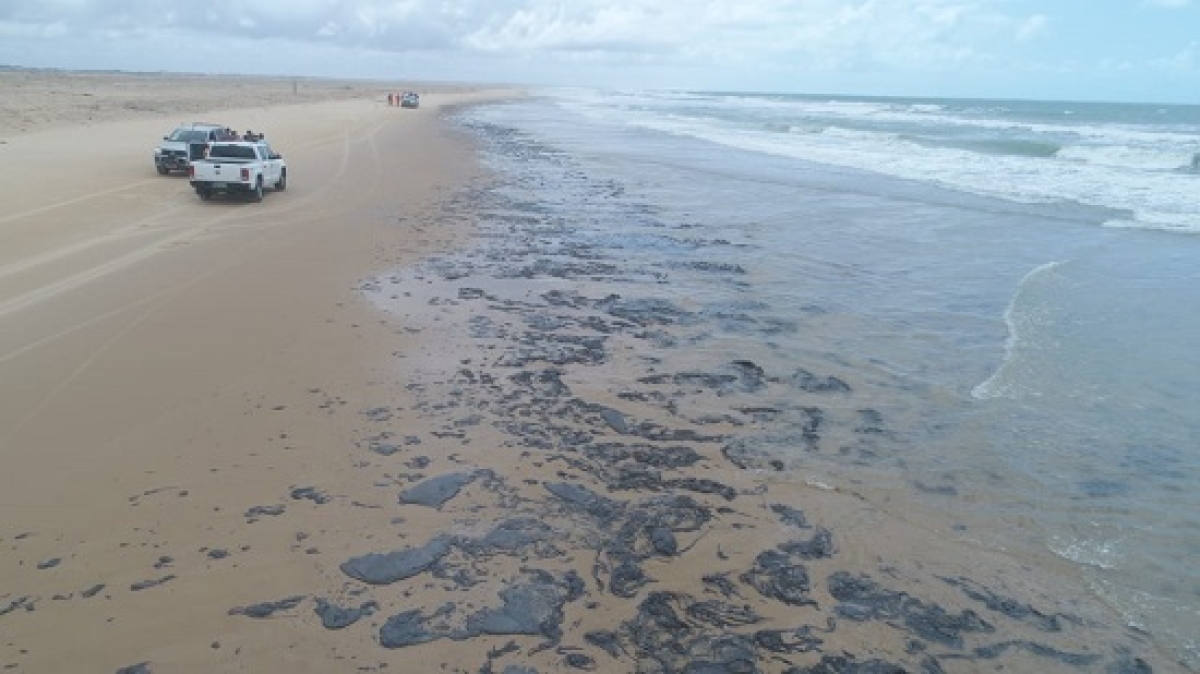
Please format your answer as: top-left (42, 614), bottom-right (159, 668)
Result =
top-left (1, 0), bottom-right (1197, 104)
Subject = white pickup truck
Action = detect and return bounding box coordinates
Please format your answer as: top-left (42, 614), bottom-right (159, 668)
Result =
top-left (188, 140), bottom-right (287, 202)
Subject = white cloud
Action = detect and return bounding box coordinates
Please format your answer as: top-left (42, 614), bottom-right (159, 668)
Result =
top-left (1152, 39), bottom-right (1198, 71)
top-left (464, 4), bottom-right (681, 53)
top-left (0, 1), bottom-right (1008, 61)
top-left (0, 19), bottom-right (68, 39)
top-left (1016, 14), bottom-right (1048, 42)
top-left (0, 0), bottom-right (1193, 101)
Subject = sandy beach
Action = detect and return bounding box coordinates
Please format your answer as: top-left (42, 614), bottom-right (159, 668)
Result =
top-left (0, 70), bottom-right (1181, 673)
top-left (0, 70), bottom-right (506, 671)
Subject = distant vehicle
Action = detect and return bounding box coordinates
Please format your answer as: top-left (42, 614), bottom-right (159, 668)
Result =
top-left (154, 122), bottom-right (230, 175)
top-left (188, 140), bottom-right (286, 202)
top-left (400, 92), bottom-right (419, 109)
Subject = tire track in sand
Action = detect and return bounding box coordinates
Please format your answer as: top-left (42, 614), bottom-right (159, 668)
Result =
top-left (0, 114), bottom-right (377, 447)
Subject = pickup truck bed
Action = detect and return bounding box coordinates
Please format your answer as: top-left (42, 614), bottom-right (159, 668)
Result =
top-left (188, 141), bottom-right (286, 202)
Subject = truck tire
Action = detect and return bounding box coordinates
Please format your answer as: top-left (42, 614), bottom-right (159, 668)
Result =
top-left (274, 169), bottom-right (287, 191)
top-left (250, 178), bottom-right (263, 202)
top-left (156, 165), bottom-right (169, 175)
top-left (197, 188), bottom-right (212, 201)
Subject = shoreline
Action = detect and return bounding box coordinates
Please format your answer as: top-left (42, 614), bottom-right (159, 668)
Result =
top-left (0, 71), bottom-right (1183, 672)
top-left (344, 111), bottom-right (1182, 672)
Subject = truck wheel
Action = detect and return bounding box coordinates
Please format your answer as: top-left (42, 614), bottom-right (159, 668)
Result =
top-left (197, 188), bottom-right (212, 201)
top-left (250, 179), bottom-right (263, 202)
top-left (156, 165), bottom-right (169, 175)
top-left (274, 170), bottom-right (287, 191)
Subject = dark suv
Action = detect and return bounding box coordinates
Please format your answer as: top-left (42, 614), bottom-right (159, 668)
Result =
top-left (154, 123), bottom-right (230, 175)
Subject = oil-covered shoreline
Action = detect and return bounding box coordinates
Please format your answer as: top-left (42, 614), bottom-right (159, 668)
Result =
top-left (309, 117), bottom-right (1171, 672)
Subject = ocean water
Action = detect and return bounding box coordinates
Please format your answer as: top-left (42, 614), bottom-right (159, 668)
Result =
top-left (448, 90), bottom-right (1200, 668)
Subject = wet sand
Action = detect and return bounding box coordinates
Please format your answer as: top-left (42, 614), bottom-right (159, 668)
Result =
top-left (0, 70), bottom-right (1181, 673)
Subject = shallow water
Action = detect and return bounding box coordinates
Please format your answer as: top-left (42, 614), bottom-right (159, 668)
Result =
top-left (452, 93), bottom-right (1200, 668)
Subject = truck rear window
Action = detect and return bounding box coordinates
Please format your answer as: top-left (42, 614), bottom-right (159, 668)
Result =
top-left (208, 145), bottom-right (258, 159)
top-left (169, 129), bottom-right (211, 142)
